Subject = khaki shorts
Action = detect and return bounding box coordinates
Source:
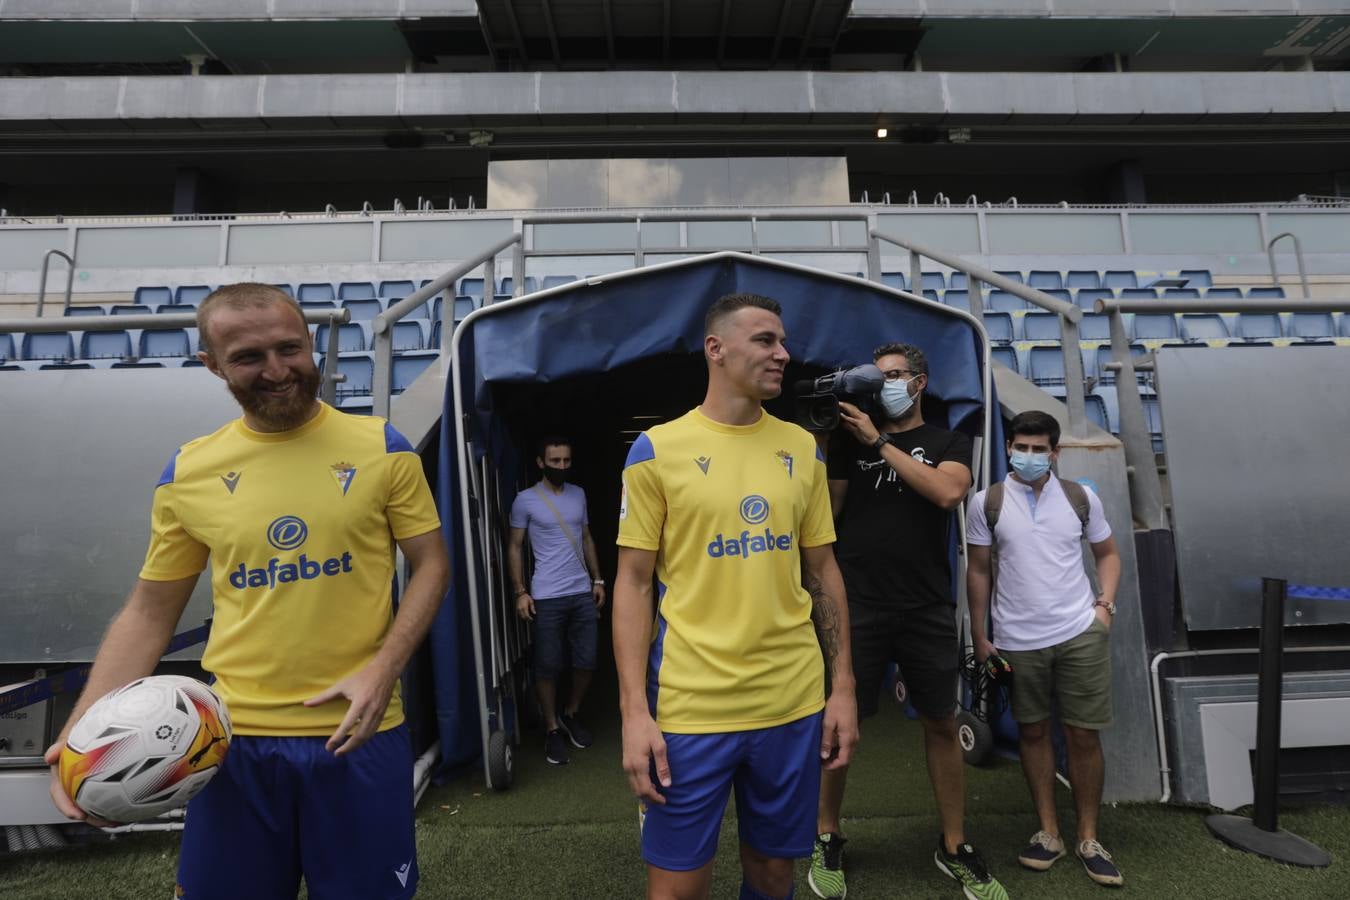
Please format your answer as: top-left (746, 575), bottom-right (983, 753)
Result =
top-left (1000, 617), bottom-right (1113, 730)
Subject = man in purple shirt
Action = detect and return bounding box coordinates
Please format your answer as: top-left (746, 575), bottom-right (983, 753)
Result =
top-left (509, 436), bottom-right (607, 765)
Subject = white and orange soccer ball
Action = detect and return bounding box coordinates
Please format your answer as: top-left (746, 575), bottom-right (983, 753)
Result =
top-left (59, 675), bottom-right (232, 823)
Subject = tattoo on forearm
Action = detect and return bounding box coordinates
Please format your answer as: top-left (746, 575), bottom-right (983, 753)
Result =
top-left (805, 572), bottom-right (840, 675)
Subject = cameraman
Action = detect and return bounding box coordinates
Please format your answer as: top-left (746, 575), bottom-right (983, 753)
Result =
top-left (810, 343), bottom-right (1007, 900)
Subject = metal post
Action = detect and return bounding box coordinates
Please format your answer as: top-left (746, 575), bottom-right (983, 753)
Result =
top-left (483, 257), bottom-right (496, 306)
top-left (36, 249), bottom-right (74, 317)
top-left (909, 250), bottom-right (922, 298)
top-left (511, 233), bottom-right (526, 299)
top-left (1106, 309), bottom-right (1167, 529)
top-left (322, 310), bottom-right (343, 408)
top-left (968, 275), bottom-right (983, 319)
top-left (1059, 315), bottom-right (1088, 439)
top-left (1267, 232), bottom-right (1311, 300)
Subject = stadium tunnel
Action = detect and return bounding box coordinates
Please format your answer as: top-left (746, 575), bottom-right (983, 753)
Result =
top-left (430, 252), bottom-right (1005, 784)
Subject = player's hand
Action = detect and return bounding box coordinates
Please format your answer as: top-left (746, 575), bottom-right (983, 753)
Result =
top-left (44, 740), bottom-right (117, 827)
top-left (621, 712), bottom-right (670, 805)
top-left (515, 592), bottom-right (535, 621)
top-left (820, 687), bottom-right (859, 770)
top-left (1093, 603), bottom-right (1113, 630)
top-left (974, 636), bottom-right (997, 665)
top-left (304, 661), bottom-right (398, 756)
top-left (592, 582), bottom-right (607, 611)
top-left (838, 401), bottom-right (880, 447)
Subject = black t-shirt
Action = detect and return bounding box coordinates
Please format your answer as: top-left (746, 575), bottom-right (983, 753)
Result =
top-left (827, 422), bottom-right (973, 610)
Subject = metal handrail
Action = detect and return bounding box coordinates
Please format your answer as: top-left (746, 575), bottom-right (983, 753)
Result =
top-left (1266, 232), bottom-right (1311, 300)
top-left (36, 249), bottom-right (74, 317)
top-left (369, 231), bottom-right (524, 419)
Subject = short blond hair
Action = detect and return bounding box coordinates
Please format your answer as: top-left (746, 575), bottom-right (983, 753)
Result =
top-left (197, 283), bottom-right (306, 353)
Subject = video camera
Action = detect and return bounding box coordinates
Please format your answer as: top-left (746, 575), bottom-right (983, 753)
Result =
top-left (792, 364), bottom-right (885, 432)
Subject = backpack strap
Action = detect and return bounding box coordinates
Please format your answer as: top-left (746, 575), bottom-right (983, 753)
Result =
top-left (984, 482), bottom-right (1005, 532)
top-left (1058, 479), bottom-right (1091, 539)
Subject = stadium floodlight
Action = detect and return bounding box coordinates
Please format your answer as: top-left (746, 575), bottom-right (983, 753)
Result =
top-left (948, 128), bottom-right (972, 144)
top-left (876, 128), bottom-right (888, 139)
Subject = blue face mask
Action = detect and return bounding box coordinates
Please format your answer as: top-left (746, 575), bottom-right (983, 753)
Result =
top-left (879, 377), bottom-right (916, 420)
top-left (1010, 449), bottom-right (1052, 482)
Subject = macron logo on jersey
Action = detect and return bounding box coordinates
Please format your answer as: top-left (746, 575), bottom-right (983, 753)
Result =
top-left (228, 515), bottom-right (355, 591)
top-left (706, 495), bottom-right (794, 559)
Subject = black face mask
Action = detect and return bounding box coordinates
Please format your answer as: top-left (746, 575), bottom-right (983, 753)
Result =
top-left (543, 465), bottom-right (568, 486)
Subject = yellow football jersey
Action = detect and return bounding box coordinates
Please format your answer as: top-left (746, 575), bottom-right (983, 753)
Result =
top-left (617, 407), bottom-right (835, 733)
top-left (140, 402), bottom-right (441, 736)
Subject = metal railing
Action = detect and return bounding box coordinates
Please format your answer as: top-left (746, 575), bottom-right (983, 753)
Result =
top-left (1093, 294), bottom-right (1350, 530)
top-left (35, 249), bottom-right (74, 318)
top-left (1267, 232), bottom-right (1311, 299)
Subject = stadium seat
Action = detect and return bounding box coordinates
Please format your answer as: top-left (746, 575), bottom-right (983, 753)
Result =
top-left (134, 286), bottom-right (173, 307)
top-left (300, 300), bottom-right (337, 312)
top-left (1076, 288), bottom-right (1114, 311)
top-left (1040, 289), bottom-right (1073, 310)
top-left (22, 332), bottom-right (75, 361)
top-left (1120, 288), bottom-right (1158, 300)
top-left (1079, 313), bottom-right (1112, 342)
top-left (1023, 312), bottom-right (1062, 343)
top-left (0, 334), bottom-right (12, 361)
top-left (392, 351), bottom-right (438, 393)
top-left (1065, 270), bottom-right (1101, 290)
top-left (921, 290), bottom-right (940, 304)
top-left (983, 312), bottom-right (1014, 344)
top-left (429, 320), bottom-right (443, 349)
top-left (493, 293), bottom-right (513, 305)
top-left (111, 361), bottom-right (165, 369)
top-left (1248, 287), bottom-right (1286, 300)
top-left (949, 272), bottom-right (969, 290)
top-left (1027, 270), bottom-right (1063, 291)
top-left (111, 304), bottom-right (152, 316)
top-left (458, 277), bottom-right (486, 300)
top-left (943, 290), bottom-right (972, 310)
top-left (1027, 346), bottom-right (1067, 385)
top-left (991, 346), bottom-right (1019, 373)
top-left (156, 303), bottom-right (196, 316)
top-left (330, 354), bottom-right (373, 397)
top-left (1179, 314), bottom-right (1230, 342)
top-left (1085, 393), bottom-right (1110, 432)
top-left (499, 276), bottom-right (538, 297)
top-left (987, 291), bottom-right (1027, 313)
top-left (270, 283), bottom-right (296, 298)
top-left (1131, 313), bottom-right (1178, 341)
top-left (339, 397), bottom-right (373, 415)
top-left (315, 323), bottom-right (366, 353)
top-left (338, 281), bottom-right (377, 301)
top-left (1102, 271), bottom-right (1139, 290)
top-left (541, 275), bottom-right (579, 290)
top-left (64, 306), bottom-right (107, 317)
top-left (298, 283), bottom-right (336, 303)
top-left (39, 362), bottom-right (94, 370)
top-left (174, 285), bottom-right (212, 306)
top-left (1290, 312), bottom-right (1335, 341)
top-left (1235, 313), bottom-right (1282, 341)
top-left (1163, 288), bottom-right (1201, 299)
top-left (379, 280), bottom-right (416, 301)
top-left (1095, 344), bottom-right (1146, 385)
top-left (1179, 269), bottom-right (1213, 288)
top-left (80, 331), bottom-right (132, 360)
top-left (340, 299), bottom-right (383, 323)
top-left (1205, 287), bottom-right (1243, 300)
top-left (1140, 396), bottom-right (1165, 453)
top-left (880, 272), bottom-right (906, 291)
top-left (453, 297), bottom-right (476, 322)
top-left (139, 329), bottom-right (192, 359)
top-left (920, 273), bottom-right (946, 292)
top-left (994, 270), bottom-right (1024, 285)
top-left (390, 321), bottom-right (425, 352)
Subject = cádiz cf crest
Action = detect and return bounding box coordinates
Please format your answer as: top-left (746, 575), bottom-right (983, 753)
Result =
top-left (775, 449), bottom-right (794, 478)
top-left (331, 461), bottom-right (357, 496)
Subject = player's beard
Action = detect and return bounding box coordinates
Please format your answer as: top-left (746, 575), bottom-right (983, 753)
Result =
top-left (229, 363), bottom-right (322, 431)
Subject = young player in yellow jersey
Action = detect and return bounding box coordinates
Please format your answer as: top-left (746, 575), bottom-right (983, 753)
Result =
top-left (614, 293), bottom-right (859, 900)
top-left (46, 283), bottom-right (450, 900)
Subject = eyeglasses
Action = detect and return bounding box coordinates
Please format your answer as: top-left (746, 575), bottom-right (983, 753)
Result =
top-left (881, 369), bottom-right (921, 383)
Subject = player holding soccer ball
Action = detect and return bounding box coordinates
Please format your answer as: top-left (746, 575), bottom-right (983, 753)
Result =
top-left (46, 283), bottom-right (450, 900)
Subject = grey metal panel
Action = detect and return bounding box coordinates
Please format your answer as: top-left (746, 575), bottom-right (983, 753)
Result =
top-left (1266, 213), bottom-right (1350, 253)
top-left (810, 72), bottom-right (946, 119)
top-left (1129, 213), bottom-right (1263, 254)
top-left (379, 218), bottom-right (514, 262)
top-left (987, 213), bottom-right (1125, 254)
top-left (785, 158), bottom-right (850, 205)
top-left (609, 159), bottom-right (673, 208)
top-left (1157, 347), bottom-right (1350, 631)
top-left (538, 70), bottom-right (675, 116)
top-left (120, 75), bottom-right (260, 120)
top-left (1072, 73), bottom-right (1207, 123)
top-left (75, 225), bottom-right (219, 268)
top-left (133, 0), bottom-right (271, 16)
top-left (1, 0), bottom-right (137, 15)
top-left (546, 159), bottom-right (609, 207)
top-left (0, 229), bottom-right (68, 270)
top-left (263, 74), bottom-right (399, 119)
top-left (228, 222), bottom-right (373, 265)
top-left (877, 214), bottom-right (981, 254)
top-left (0, 369), bottom-right (240, 664)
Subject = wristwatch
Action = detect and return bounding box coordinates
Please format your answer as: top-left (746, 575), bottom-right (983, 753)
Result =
top-left (1094, 599), bottom-right (1116, 616)
top-left (593, 579), bottom-right (605, 586)
top-left (871, 433), bottom-right (892, 452)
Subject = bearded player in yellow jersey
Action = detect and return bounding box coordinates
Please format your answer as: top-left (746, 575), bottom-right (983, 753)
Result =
top-left (614, 293), bottom-right (860, 900)
top-left (45, 283), bottom-right (450, 900)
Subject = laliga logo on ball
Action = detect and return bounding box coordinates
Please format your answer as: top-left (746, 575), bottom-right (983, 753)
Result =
top-left (59, 675), bottom-right (232, 824)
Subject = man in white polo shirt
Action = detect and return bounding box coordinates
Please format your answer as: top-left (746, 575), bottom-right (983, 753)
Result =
top-left (965, 410), bottom-right (1123, 889)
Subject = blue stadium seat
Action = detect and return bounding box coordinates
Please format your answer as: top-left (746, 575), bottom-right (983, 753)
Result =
top-left (1027, 346), bottom-right (1066, 385)
top-left (429, 320), bottom-right (443, 349)
top-left (1235, 313), bottom-right (1282, 341)
top-left (987, 291), bottom-right (1027, 313)
top-left (156, 303), bottom-right (196, 316)
top-left (1041, 289), bottom-right (1073, 309)
top-left (1179, 314), bottom-right (1230, 342)
top-left (453, 296), bottom-right (476, 322)
top-left (880, 272), bottom-right (906, 291)
top-left (920, 273), bottom-right (946, 292)
top-left (921, 290), bottom-right (940, 304)
top-left (1076, 288), bottom-right (1114, 311)
top-left (1065, 270), bottom-right (1100, 290)
top-left (493, 293), bottom-right (513, 305)
top-left (300, 300), bottom-right (337, 312)
top-left (1140, 396), bottom-right (1165, 452)
top-left (1290, 312), bottom-right (1335, 341)
top-left (315, 323), bottom-right (366, 353)
top-left (181, 358), bottom-right (206, 368)
top-left (339, 397), bottom-right (373, 415)
top-left (340, 299), bottom-right (383, 323)
top-left (298, 283), bottom-right (336, 303)
top-left (22, 332), bottom-right (75, 361)
top-left (1248, 287), bottom-right (1286, 300)
top-left (1131, 313), bottom-right (1178, 341)
top-left (1027, 270), bottom-right (1063, 291)
top-left (391, 321), bottom-right (425, 352)
top-left (499, 276), bottom-right (539, 297)
top-left (983, 312), bottom-right (1014, 344)
top-left (111, 304), bottom-right (152, 316)
top-left (541, 275), bottom-right (579, 290)
top-left (64, 305), bottom-right (107, 317)
top-left (1205, 287), bottom-right (1243, 300)
top-left (1095, 344), bottom-right (1146, 385)
top-left (80, 331), bottom-right (132, 360)
top-left (1120, 288), bottom-right (1158, 300)
top-left (0, 334), bottom-right (12, 361)
top-left (994, 270), bottom-right (1024, 285)
top-left (1085, 394), bottom-right (1110, 432)
top-left (139, 330), bottom-right (192, 358)
top-left (40, 362), bottom-right (94, 370)
top-left (943, 290), bottom-right (971, 309)
top-left (134, 286), bottom-right (173, 307)
top-left (271, 283), bottom-right (296, 298)
top-left (394, 296), bottom-right (431, 321)
top-left (1338, 315), bottom-right (1350, 338)
top-left (112, 361), bottom-right (165, 369)
top-left (1079, 313), bottom-right (1112, 342)
top-left (1179, 269), bottom-right (1213, 288)
top-left (1023, 312), bottom-right (1062, 343)
top-left (330, 354), bottom-right (373, 397)
top-left (338, 281), bottom-right (377, 301)
top-left (175, 285), bottom-right (212, 306)
top-left (458, 277), bottom-right (486, 300)
top-left (1163, 288), bottom-right (1201, 299)
top-left (991, 346), bottom-right (1018, 374)
top-left (949, 272), bottom-right (969, 290)
top-left (392, 351), bottom-right (438, 393)
top-left (379, 280), bottom-right (416, 300)
top-left (1102, 270), bottom-right (1138, 290)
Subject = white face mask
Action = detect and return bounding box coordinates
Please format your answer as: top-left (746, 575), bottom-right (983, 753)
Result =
top-left (880, 377), bottom-right (916, 420)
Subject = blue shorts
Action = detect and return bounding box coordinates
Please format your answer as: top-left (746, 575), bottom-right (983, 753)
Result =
top-left (532, 590), bottom-right (598, 680)
top-left (640, 712), bottom-right (824, 871)
top-left (176, 725), bottom-right (417, 900)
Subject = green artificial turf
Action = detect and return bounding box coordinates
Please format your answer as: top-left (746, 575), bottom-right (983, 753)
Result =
top-left (4, 697), bottom-right (1348, 899)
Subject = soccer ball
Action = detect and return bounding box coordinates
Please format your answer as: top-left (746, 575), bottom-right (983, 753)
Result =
top-left (59, 675), bottom-right (232, 823)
